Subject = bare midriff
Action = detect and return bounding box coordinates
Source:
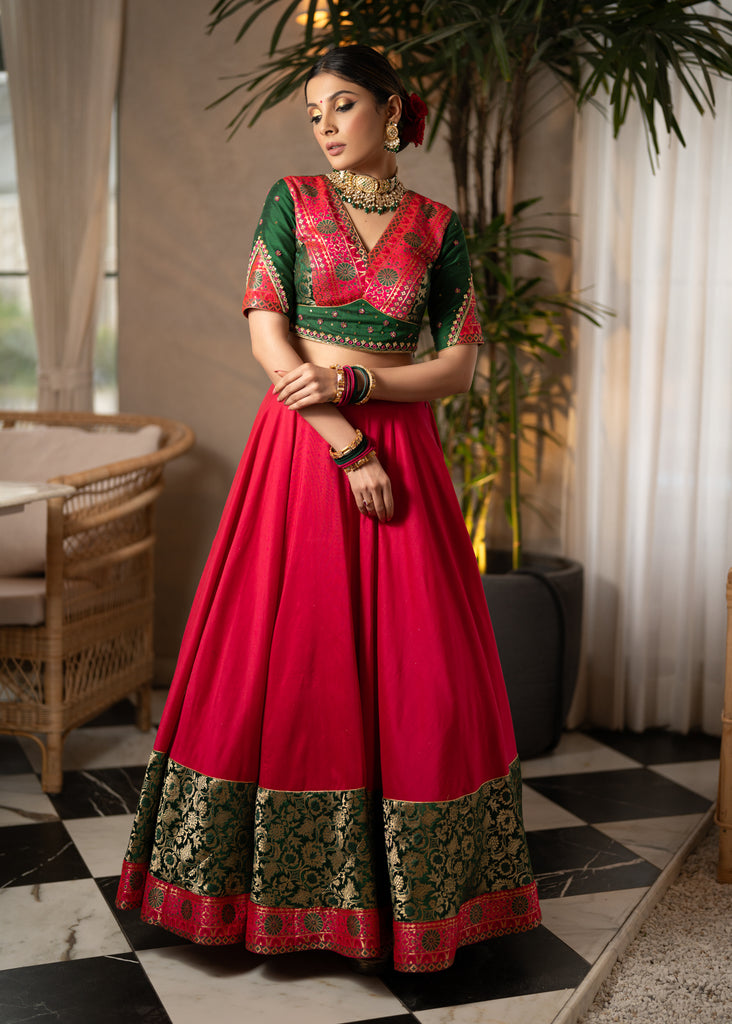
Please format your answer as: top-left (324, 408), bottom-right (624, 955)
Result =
top-left (291, 334), bottom-right (414, 370)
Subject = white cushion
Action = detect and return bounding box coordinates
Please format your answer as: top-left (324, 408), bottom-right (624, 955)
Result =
top-left (0, 575), bottom-right (100, 627)
top-left (0, 424), bottom-right (162, 576)
top-left (0, 576), bottom-right (46, 625)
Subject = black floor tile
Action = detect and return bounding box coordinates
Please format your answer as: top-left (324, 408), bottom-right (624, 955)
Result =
top-left (0, 820), bottom-right (91, 888)
top-left (340, 1018), bottom-right (416, 1024)
top-left (0, 953), bottom-right (172, 1023)
top-left (80, 694), bottom-right (163, 730)
top-left (382, 927), bottom-right (588, 1009)
top-left (587, 728), bottom-right (720, 765)
top-left (0, 735), bottom-right (34, 774)
top-left (527, 825), bottom-right (660, 898)
top-left (526, 767), bottom-right (711, 823)
top-left (96, 876), bottom-right (191, 951)
top-left (46, 765), bottom-right (147, 819)
top-left (82, 697), bottom-right (139, 728)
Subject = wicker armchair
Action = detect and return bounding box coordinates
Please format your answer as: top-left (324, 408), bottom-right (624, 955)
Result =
top-left (0, 410), bottom-right (194, 792)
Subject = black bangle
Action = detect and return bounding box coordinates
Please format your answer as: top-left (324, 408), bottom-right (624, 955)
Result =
top-left (351, 366), bottom-right (368, 404)
top-left (352, 364), bottom-right (374, 403)
top-left (331, 433), bottom-right (371, 468)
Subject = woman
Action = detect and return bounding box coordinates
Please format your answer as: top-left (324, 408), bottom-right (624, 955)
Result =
top-left (117, 44), bottom-right (540, 974)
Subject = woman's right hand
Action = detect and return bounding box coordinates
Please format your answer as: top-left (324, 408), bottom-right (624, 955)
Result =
top-left (346, 456), bottom-right (394, 522)
top-left (274, 363), bottom-right (337, 409)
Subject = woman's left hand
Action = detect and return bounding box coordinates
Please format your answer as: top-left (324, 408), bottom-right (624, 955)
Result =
top-left (274, 364), bottom-right (337, 409)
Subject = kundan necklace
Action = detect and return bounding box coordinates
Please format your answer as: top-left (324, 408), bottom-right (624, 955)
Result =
top-left (327, 169), bottom-right (406, 214)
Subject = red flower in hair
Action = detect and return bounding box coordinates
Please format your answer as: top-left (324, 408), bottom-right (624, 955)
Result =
top-left (401, 92), bottom-right (428, 147)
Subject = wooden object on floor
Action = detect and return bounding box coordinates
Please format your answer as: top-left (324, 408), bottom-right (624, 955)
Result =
top-left (718, 567), bottom-right (732, 882)
top-left (0, 410), bottom-right (194, 792)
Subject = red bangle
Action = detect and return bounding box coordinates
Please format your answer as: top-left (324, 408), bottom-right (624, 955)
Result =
top-left (339, 364), bottom-right (356, 406)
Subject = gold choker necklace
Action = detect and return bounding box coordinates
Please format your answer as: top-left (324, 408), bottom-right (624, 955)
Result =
top-left (327, 169), bottom-right (405, 214)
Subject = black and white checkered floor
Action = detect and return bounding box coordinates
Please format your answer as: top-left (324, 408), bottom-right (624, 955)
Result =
top-left (0, 692), bottom-right (719, 1024)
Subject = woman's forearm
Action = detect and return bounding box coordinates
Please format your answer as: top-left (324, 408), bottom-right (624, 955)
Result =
top-left (293, 402), bottom-right (365, 452)
top-left (249, 310), bottom-right (359, 451)
top-left (369, 344), bottom-right (479, 402)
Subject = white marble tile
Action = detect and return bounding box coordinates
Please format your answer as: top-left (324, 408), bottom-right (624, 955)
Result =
top-left (414, 988), bottom-right (574, 1023)
top-left (20, 724), bottom-right (155, 772)
top-left (595, 812), bottom-right (707, 869)
top-left (521, 784), bottom-right (585, 831)
top-left (0, 877), bottom-right (130, 970)
top-left (64, 814), bottom-right (134, 877)
top-left (521, 732), bottom-right (640, 779)
top-left (0, 772), bottom-right (58, 826)
top-left (137, 945), bottom-right (410, 1024)
top-left (538, 887), bottom-right (645, 964)
top-left (650, 759), bottom-right (720, 801)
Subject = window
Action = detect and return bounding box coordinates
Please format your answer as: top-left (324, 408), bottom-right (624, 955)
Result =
top-left (0, 46), bottom-right (118, 411)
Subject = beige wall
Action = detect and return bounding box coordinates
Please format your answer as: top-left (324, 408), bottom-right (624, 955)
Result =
top-left (117, 1), bottom-right (574, 680)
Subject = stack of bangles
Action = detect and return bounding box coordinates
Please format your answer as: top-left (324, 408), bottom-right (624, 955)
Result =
top-left (329, 429), bottom-right (377, 474)
top-left (330, 364), bottom-right (376, 406)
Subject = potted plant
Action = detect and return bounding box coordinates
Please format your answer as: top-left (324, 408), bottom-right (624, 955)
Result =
top-left (207, 0), bottom-right (732, 754)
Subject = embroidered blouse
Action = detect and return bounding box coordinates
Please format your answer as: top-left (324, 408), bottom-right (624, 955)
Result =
top-left (242, 175), bottom-right (483, 354)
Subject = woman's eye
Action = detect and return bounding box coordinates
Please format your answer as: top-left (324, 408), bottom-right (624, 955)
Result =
top-left (335, 103), bottom-right (354, 113)
top-left (309, 113), bottom-right (321, 124)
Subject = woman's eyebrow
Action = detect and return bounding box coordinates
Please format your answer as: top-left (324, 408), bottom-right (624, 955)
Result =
top-left (305, 90), bottom-right (358, 107)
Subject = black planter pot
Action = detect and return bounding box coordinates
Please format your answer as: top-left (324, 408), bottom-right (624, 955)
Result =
top-left (481, 552), bottom-right (583, 760)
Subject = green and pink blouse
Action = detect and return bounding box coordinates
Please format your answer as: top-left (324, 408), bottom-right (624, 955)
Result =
top-left (242, 175), bottom-right (483, 354)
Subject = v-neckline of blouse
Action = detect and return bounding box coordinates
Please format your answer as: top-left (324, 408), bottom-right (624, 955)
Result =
top-left (324, 176), bottom-right (409, 261)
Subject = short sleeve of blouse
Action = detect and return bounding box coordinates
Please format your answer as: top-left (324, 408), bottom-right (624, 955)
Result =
top-left (242, 179), bottom-right (296, 319)
top-left (428, 212), bottom-right (483, 351)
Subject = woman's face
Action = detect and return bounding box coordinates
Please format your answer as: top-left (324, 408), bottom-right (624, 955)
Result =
top-left (305, 71), bottom-right (401, 177)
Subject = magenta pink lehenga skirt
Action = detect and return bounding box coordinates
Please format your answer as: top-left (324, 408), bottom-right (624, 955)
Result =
top-left (116, 388), bottom-right (540, 972)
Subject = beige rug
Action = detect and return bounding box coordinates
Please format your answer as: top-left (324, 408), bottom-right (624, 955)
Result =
top-left (579, 826), bottom-right (732, 1023)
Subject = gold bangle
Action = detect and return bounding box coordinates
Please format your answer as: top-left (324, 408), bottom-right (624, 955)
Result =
top-left (330, 364), bottom-right (345, 404)
top-left (343, 451), bottom-right (376, 474)
top-left (329, 428), bottom-right (363, 460)
top-left (354, 366), bottom-right (375, 405)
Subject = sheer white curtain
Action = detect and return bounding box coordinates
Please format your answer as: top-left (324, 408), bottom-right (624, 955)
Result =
top-left (568, 81), bottom-right (732, 736)
top-left (0, 0), bottom-right (123, 410)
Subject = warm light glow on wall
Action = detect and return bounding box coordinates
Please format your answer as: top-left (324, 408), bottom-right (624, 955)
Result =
top-left (295, 1), bottom-right (333, 28)
top-left (294, 0), bottom-right (351, 30)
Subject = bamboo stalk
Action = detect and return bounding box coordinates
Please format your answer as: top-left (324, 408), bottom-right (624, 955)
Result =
top-left (507, 355), bottom-right (522, 570)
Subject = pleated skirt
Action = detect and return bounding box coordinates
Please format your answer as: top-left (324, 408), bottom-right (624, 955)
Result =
top-left (116, 389), bottom-right (540, 971)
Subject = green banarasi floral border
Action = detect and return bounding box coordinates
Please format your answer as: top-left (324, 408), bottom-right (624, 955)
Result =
top-left (125, 752), bottom-right (257, 897)
top-left (123, 751), bottom-right (534, 925)
top-left (384, 759), bottom-right (534, 923)
top-left (251, 787), bottom-right (387, 909)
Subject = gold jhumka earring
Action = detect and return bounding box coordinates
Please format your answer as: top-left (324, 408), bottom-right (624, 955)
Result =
top-left (383, 121), bottom-right (400, 153)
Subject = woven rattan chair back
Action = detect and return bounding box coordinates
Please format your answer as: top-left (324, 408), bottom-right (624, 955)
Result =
top-left (0, 410), bottom-right (194, 792)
